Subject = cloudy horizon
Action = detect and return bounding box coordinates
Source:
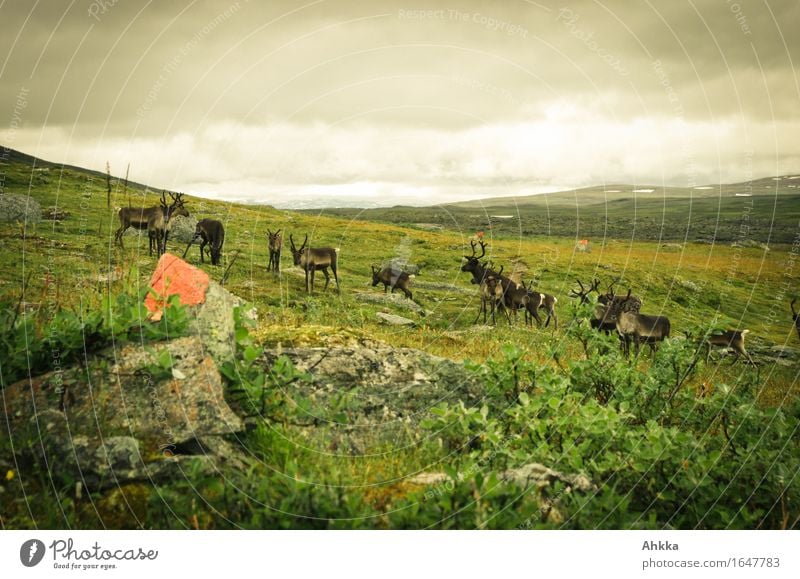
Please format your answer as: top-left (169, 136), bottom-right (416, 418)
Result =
top-left (2, 0), bottom-right (799, 207)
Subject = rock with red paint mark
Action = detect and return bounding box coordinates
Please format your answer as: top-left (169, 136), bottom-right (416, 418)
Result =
top-left (144, 253), bottom-right (254, 364)
top-left (145, 253), bottom-right (210, 320)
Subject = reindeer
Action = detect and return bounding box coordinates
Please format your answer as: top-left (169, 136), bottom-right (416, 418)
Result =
top-left (193, 218), bottom-right (225, 265)
top-left (267, 229), bottom-right (282, 274)
top-left (371, 265), bottom-right (414, 299)
top-left (569, 278), bottom-right (601, 305)
top-left (114, 192), bottom-right (170, 249)
top-left (147, 192), bottom-right (189, 257)
top-left (461, 241), bottom-right (515, 323)
top-left (524, 280), bottom-right (558, 329)
top-left (477, 264), bottom-right (509, 325)
top-left (593, 281), bottom-right (643, 334)
top-left (705, 329), bottom-right (756, 365)
top-left (791, 299), bottom-right (800, 340)
top-left (289, 234), bottom-right (340, 293)
top-left (614, 290), bottom-right (670, 358)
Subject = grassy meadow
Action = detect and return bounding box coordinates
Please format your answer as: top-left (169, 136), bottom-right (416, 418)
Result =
top-left (1, 149), bottom-right (799, 529)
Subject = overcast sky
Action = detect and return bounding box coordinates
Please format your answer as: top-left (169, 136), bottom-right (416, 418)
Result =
top-left (1, 0), bottom-right (798, 206)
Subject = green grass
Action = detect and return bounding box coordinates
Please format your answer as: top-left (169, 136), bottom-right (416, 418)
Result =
top-left (1, 148), bottom-right (799, 529)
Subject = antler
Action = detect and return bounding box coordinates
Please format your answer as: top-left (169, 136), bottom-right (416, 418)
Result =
top-left (476, 240), bottom-right (487, 259)
top-left (301, 234), bottom-right (308, 251)
top-left (792, 298), bottom-right (798, 317)
top-left (159, 191), bottom-right (167, 207)
top-left (289, 234), bottom-right (296, 249)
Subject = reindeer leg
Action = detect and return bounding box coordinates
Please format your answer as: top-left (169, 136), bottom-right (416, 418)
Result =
top-left (332, 263), bottom-right (340, 293)
top-left (322, 267), bottom-right (331, 291)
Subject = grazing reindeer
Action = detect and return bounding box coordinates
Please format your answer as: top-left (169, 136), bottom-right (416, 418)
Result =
top-left (289, 234), bottom-right (340, 293)
top-left (267, 229), bottom-right (282, 274)
top-left (524, 280), bottom-right (558, 329)
top-left (148, 192), bottom-right (189, 257)
top-left (193, 218), bottom-right (225, 265)
top-left (791, 299), bottom-right (800, 340)
top-left (705, 329), bottom-right (756, 365)
top-left (371, 265), bottom-right (414, 299)
top-left (615, 290), bottom-right (671, 357)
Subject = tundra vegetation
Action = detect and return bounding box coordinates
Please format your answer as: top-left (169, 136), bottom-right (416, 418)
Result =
top-left (0, 150), bottom-right (798, 529)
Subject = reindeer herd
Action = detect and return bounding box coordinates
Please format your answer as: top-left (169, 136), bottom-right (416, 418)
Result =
top-left (113, 194), bottom-right (796, 365)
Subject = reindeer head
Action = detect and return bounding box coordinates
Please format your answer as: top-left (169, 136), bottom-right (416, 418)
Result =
top-left (163, 192), bottom-right (189, 219)
top-left (371, 265), bottom-right (382, 287)
top-left (461, 240), bottom-right (487, 274)
top-left (570, 278), bottom-right (600, 305)
top-left (289, 234), bottom-right (308, 266)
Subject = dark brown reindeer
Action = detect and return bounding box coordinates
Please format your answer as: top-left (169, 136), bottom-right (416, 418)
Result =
top-left (791, 299), bottom-right (800, 340)
top-left (289, 234), bottom-right (340, 293)
top-left (705, 329), bottom-right (756, 365)
top-left (193, 218), bottom-right (225, 265)
top-left (371, 265), bottom-right (414, 299)
top-left (614, 290), bottom-right (670, 358)
top-left (147, 192), bottom-right (189, 257)
top-left (267, 229), bottom-right (282, 274)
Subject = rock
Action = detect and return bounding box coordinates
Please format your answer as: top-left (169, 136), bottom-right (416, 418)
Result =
top-left (384, 258), bottom-right (421, 275)
top-left (4, 336), bottom-right (244, 489)
top-left (413, 281), bottom-right (473, 294)
top-left (0, 193), bottom-right (41, 224)
top-left (676, 277), bottom-right (700, 292)
top-left (190, 280), bottom-right (242, 363)
top-left (500, 463), bottom-right (596, 492)
top-left (354, 291), bottom-right (427, 315)
top-left (143, 254), bottom-right (255, 363)
top-left (261, 341), bottom-right (486, 448)
top-left (42, 206), bottom-right (70, 220)
top-left (376, 312), bottom-right (416, 326)
top-left (167, 215), bottom-right (198, 243)
top-left (145, 253), bottom-right (210, 321)
top-left (408, 463), bottom-right (595, 493)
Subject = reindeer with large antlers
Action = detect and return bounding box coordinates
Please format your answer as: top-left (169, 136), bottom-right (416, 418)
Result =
top-left (461, 241), bottom-right (512, 324)
top-left (570, 278), bottom-right (617, 333)
top-left (114, 190), bottom-right (187, 251)
top-left (289, 234), bottom-right (340, 293)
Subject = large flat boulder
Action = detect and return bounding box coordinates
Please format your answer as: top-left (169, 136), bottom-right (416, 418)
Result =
top-left (3, 336), bottom-right (244, 489)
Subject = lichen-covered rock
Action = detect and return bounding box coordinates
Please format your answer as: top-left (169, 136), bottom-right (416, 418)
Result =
top-left (376, 312), bottom-right (416, 326)
top-left (0, 193), bottom-right (41, 224)
top-left (167, 215), bottom-right (198, 243)
top-left (261, 342), bottom-right (485, 450)
top-left (354, 291), bottom-right (427, 315)
top-left (5, 337), bottom-right (243, 457)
